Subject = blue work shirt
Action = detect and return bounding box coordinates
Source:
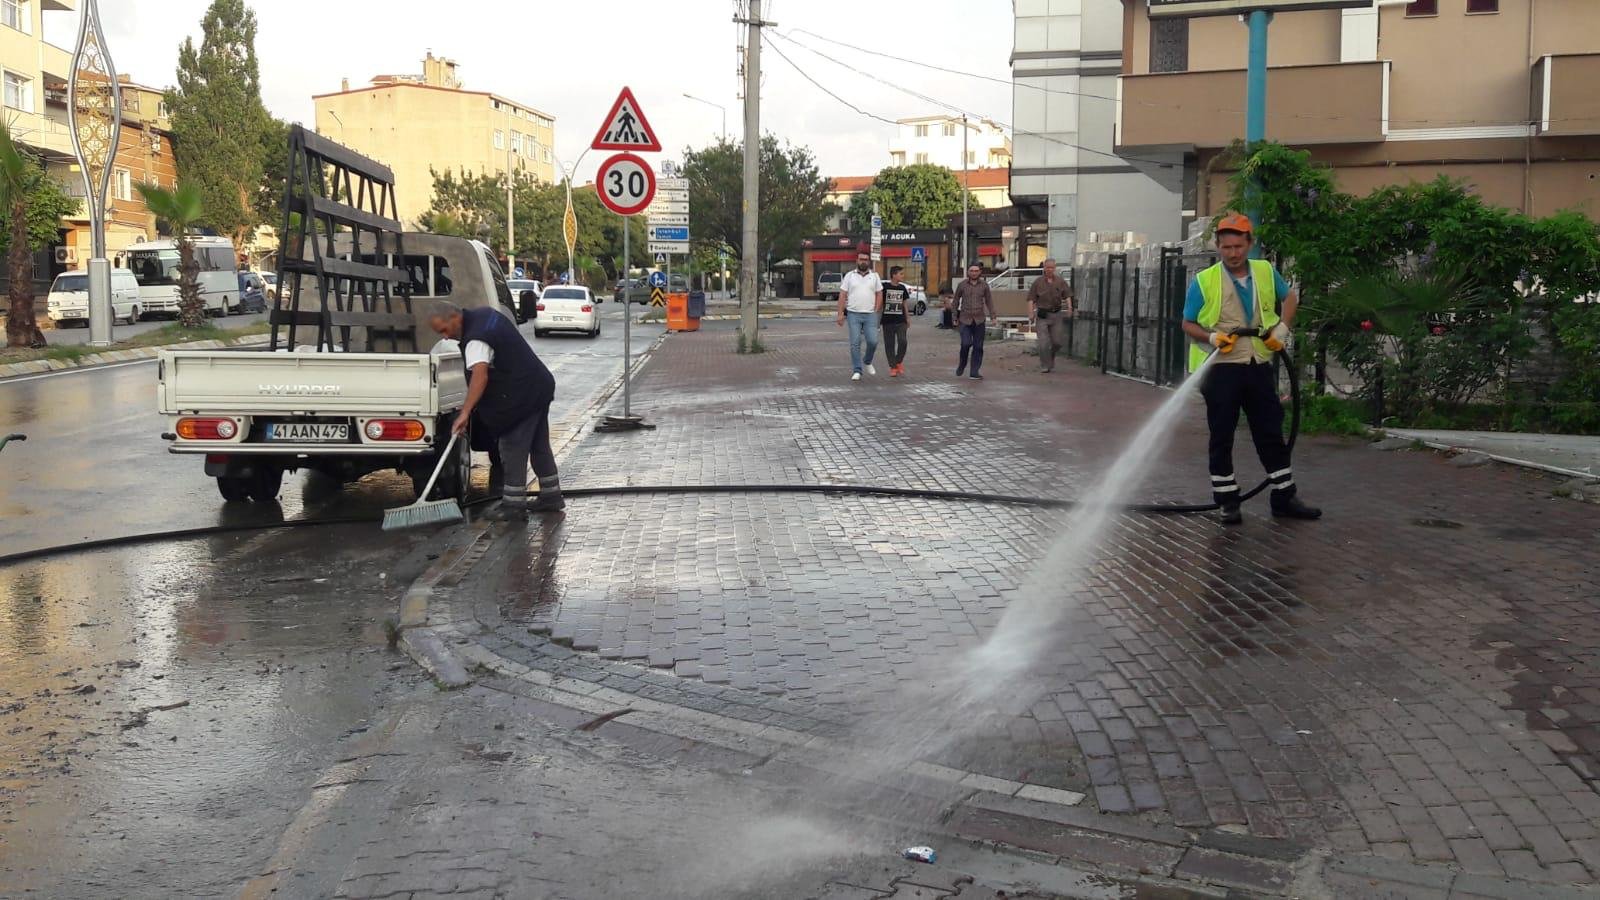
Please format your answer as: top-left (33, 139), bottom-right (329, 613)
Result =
top-left (1184, 266), bottom-right (1292, 323)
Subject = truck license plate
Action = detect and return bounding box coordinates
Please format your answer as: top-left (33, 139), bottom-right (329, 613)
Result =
top-left (267, 423), bottom-right (348, 442)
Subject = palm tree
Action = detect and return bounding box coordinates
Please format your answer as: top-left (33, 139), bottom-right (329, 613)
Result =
top-left (1, 120), bottom-right (44, 348)
top-left (135, 182), bottom-right (207, 328)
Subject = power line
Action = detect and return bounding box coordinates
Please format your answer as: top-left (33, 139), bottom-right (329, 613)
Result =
top-left (763, 31), bottom-right (1180, 170)
top-left (783, 25), bottom-right (1582, 130)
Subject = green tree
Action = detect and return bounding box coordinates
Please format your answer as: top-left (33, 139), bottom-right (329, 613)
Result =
top-left (846, 164), bottom-right (974, 231)
top-left (681, 136), bottom-right (835, 266)
top-left (167, 0), bottom-right (273, 248)
top-left (135, 182), bottom-right (209, 328)
top-left (255, 116), bottom-right (291, 226)
top-left (1, 121), bottom-right (77, 348)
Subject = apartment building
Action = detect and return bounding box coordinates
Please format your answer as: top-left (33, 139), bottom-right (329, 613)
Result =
top-left (888, 115), bottom-right (1012, 170)
top-left (1117, 0), bottom-right (1600, 224)
top-left (2, 0), bottom-right (177, 270)
top-left (313, 53), bottom-right (557, 226)
top-left (1010, 0), bottom-right (1187, 263)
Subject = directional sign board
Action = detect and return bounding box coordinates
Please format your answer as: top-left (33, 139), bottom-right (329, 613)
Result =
top-left (648, 225), bottom-right (690, 242)
top-left (594, 152), bottom-right (656, 216)
top-left (591, 86), bottom-right (662, 151)
top-left (647, 271), bottom-right (667, 289)
top-left (648, 241), bottom-right (691, 255)
top-left (650, 287), bottom-right (666, 307)
top-left (657, 177), bottom-right (688, 191)
top-left (645, 201), bottom-right (691, 217)
top-left (648, 213), bottom-right (691, 226)
top-left (870, 214), bottom-right (883, 262)
top-left (1148, 0), bottom-right (1366, 15)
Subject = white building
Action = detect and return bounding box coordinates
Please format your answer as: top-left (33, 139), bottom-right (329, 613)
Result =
top-left (1010, 0), bottom-right (1184, 259)
top-left (888, 116), bottom-right (1011, 170)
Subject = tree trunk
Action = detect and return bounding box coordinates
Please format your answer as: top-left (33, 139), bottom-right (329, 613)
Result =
top-left (5, 199), bottom-right (43, 348)
top-left (177, 237), bottom-right (206, 328)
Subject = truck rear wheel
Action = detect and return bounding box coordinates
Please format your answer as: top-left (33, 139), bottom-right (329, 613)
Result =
top-left (247, 467), bottom-right (284, 502)
top-left (411, 432), bottom-right (470, 502)
top-left (216, 476), bottom-right (251, 502)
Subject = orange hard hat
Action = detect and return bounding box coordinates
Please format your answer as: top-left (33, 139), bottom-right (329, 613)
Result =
top-left (1216, 213), bottom-right (1254, 236)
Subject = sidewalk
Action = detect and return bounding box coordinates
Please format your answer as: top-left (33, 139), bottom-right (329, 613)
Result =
top-left (1385, 428), bottom-right (1599, 480)
top-left (423, 319), bottom-right (1600, 894)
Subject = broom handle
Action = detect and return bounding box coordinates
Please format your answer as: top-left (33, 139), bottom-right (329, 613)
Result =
top-left (420, 432), bottom-right (460, 500)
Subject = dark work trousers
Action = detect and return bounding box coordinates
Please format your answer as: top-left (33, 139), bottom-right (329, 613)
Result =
top-left (496, 396), bottom-right (558, 509)
top-left (957, 322), bottom-right (987, 376)
top-left (882, 320), bottom-right (908, 366)
top-left (1200, 362), bottom-right (1296, 508)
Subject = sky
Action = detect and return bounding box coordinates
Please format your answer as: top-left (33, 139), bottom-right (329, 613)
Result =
top-left (47, 0), bottom-right (1015, 184)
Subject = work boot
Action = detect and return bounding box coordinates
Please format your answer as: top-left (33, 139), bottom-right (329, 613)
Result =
top-left (1219, 503), bottom-right (1243, 526)
top-left (528, 475), bottom-right (565, 513)
top-left (1271, 495), bottom-right (1322, 520)
top-left (487, 497), bottom-right (528, 522)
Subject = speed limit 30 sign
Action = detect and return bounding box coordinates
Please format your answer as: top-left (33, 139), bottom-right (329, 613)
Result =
top-left (594, 153), bottom-right (656, 217)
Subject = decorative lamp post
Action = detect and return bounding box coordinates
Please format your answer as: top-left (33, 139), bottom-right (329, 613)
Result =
top-left (68, 0), bottom-right (123, 347)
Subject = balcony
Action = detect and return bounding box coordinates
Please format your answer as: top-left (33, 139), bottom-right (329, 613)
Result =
top-left (1533, 53), bottom-right (1600, 138)
top-left (1118, 60), bottom-right (1388, 152)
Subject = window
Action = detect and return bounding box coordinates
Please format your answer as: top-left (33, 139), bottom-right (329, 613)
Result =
top-left (113, 168), bottom-right (131, 201)
top-left (542, 147), bottom-right (551, 163)
top-left (914, 152), bottom-right (929, 165)
top-left (157, 100), bottom-right (169, 119)
top-left (2, 0), bottom-right (29, 34)
top-left (150, 133), bottom-right (162, 154)
top-left (914, 124), bottom-right (928, 137)
top-left (121, 89), bottom-right (140, 112)
top-left (1466, 0), bottom-right (1497, 11)
top-left (942, 123), bottom-right (956, 137)
top-left (3, 70), bottom-right (32, 112)
top-left (1150, 17), bottom-right (1189, 73)
top-left (493, 130), bottom-right (504, 149)
top-left (511, 131), bottom-right (522, 154)
top-left (966, 151), bottom-right (976, 165)
top-left (1404, 0), bottom-right (1437, 16)
top-left (891, 151), bottom-right (905, 166)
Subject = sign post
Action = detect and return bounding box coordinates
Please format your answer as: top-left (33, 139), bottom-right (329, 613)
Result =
top-left (591, 86), bottom-right (663, 434)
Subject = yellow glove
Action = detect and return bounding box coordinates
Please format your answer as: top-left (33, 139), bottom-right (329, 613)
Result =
top-left (1263, 323), bottom-right (1290, 353)
top-left (1208, 332), bottom-right (1238, 354)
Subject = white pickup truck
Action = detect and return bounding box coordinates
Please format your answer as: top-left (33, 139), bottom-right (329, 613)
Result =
top-left (158, 233), bottom-right (517, 503)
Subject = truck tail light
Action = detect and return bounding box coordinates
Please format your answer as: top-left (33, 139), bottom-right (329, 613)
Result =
top-left (177, 417), bottom-right (237, 440)
top-left (365, 419), bottom-right (425, 441)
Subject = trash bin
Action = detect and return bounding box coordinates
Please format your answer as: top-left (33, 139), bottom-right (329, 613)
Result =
top-left (687, 290), bottom-right (706, 319)
top-left (667, 291), bottom-right (701, 332)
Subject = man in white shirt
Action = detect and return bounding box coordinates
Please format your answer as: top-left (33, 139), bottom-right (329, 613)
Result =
top-left (834, 250), bottom-right (883, 381)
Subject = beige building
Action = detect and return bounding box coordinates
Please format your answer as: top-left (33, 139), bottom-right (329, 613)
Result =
top-left (1114, 0), bottom-right (1600, 223)
top-left (2, 0), bottom-right (179, 266)
top-left (313, 53), bottom-right (556, 227)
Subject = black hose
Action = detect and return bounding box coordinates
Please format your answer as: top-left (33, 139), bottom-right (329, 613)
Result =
top-left (0, 352), bottom-right (1303, 568)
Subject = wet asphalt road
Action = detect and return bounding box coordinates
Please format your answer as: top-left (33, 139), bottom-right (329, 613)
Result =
top-left (0, 306), bottom-right (661, 896)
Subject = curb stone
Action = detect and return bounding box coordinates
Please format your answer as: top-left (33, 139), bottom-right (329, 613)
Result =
top-left (0, 330), bottom-right (271, 381)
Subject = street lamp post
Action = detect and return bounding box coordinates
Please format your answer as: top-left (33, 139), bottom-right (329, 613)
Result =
top-left (68, 0), bottom-right (122, 348)
top-left (681, 93), bottom-right (727, 142)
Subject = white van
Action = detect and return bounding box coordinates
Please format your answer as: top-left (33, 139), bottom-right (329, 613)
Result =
top-left (46, 269), bottom-right (143, 326)
top-left (125, 236), bottom-right (241, 318)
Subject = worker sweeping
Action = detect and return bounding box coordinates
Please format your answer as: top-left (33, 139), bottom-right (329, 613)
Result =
top-left (428, 302), bottom-right (563, 519)
top-left (1181, 214), bottom-right (1320, 526)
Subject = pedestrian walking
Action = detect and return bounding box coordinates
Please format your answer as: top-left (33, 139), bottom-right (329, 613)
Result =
top-left (881, 265), bottom-right (912, 377)
top-left (835, 250), bottom-right (883, 381)
top-left (428, 302), bottom-right (564, 518)
top-left (1181, 213), bottom-right (1319, 525)
top-left (1028, 258), bottom-right (1073, 373)
top-left (952, 264), bottom-right (996, 379)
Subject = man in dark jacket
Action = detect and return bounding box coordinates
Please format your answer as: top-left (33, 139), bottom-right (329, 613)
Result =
top-left (429, 303), bottom-right (563, 517)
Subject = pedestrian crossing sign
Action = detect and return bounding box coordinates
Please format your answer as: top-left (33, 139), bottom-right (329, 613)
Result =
top-left (591, 87), bottom-right (662, 152)
top-left (650, 286), bottom-right (666, 307)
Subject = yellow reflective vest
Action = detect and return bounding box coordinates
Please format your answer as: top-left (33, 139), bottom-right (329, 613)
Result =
top-left (1188, 259), bottom-right (1281, 373)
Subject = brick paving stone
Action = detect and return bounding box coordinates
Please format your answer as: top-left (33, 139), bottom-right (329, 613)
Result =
top-left (458, 321), bottom-right (1600, 882)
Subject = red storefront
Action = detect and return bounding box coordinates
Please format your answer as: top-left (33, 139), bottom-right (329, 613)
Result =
top-left (800, 231), bottom-right (952, 298)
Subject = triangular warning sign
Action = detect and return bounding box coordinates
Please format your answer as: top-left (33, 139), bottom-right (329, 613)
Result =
top-left (591, 86), bottom-right (661, 152)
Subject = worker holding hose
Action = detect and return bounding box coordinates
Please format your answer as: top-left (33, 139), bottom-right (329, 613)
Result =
top-left (1181, 214), bottom-right (1320, 526)
top-left (429, 303), bottom-right (564, 519)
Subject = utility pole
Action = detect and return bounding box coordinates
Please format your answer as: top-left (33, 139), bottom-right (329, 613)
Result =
top-left (506, 143), bottom-right (516, 276)
top-left (961, 114), bottom-right (970, 276)
top-left (737, 0), bottom-right (767, 346)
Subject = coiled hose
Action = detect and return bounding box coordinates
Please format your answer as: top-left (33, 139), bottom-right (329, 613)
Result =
top-left (0, 351), bottom-right (1301, 568)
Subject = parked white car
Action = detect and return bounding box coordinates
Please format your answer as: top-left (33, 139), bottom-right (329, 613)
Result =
top-left (46, 269), bottom-right (143, 326)
top-left (533, 285), bottom-right (600, 338)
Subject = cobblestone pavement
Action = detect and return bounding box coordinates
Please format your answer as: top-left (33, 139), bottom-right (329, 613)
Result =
top-left (457, 320), bottom-right (1600, 886)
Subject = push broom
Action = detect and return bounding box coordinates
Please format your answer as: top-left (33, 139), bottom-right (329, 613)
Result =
top-left (382, 433), bottom-right (466, 531)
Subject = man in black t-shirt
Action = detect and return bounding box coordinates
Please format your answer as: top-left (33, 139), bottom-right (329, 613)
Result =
top-left (881, 266), bottom-right (912, 377)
